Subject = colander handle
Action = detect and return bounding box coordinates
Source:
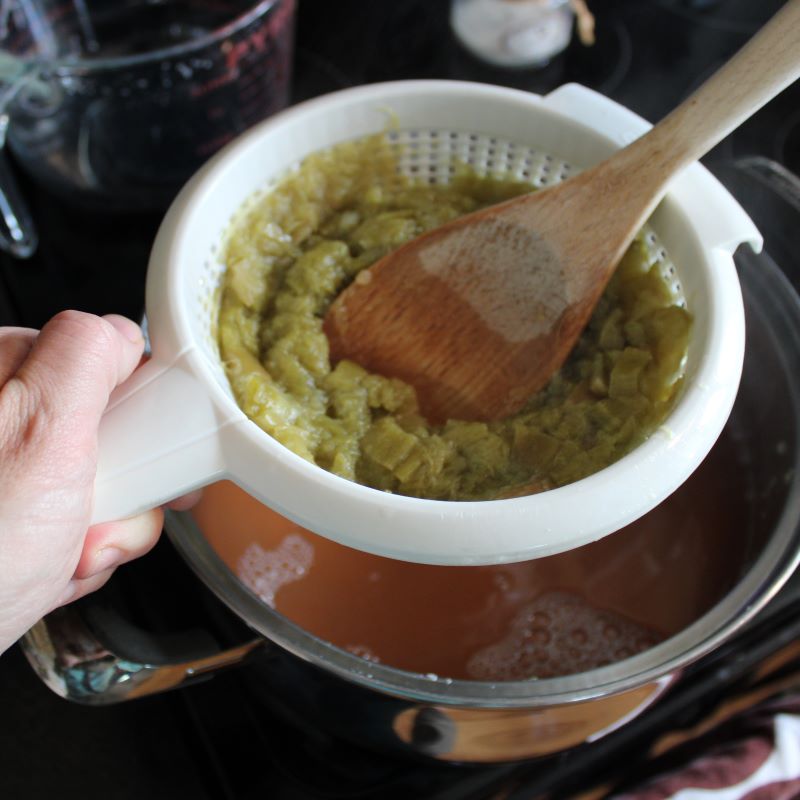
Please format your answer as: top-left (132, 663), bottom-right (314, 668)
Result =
top-left (92, 354), bottom-right (231, 524)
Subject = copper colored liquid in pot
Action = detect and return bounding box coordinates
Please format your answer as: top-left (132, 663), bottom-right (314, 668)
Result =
top-left (193, 427), bottom-right (754, 680)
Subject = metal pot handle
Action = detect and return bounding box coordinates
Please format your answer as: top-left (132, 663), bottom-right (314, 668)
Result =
top-left (19, 601), bottom-right (263, 704)
top-left (0, 55), bottom-right (38, 259)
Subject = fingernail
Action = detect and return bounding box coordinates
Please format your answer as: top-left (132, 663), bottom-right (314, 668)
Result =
top-left (89, 546), bottom-right (126, 577)
top-left (103, 314), bottom-right (143, 345)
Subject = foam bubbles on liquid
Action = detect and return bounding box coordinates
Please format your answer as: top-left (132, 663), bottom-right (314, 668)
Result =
top-left (345, 644), bottom-right (381, 663)
top-left (466, 591), bottom-right (662, 680)
top-left (238, 534), bottom-right (314, 607)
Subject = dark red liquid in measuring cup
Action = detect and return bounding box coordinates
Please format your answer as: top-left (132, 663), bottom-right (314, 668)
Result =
top-left (71, 1), bottom-right (259, 57)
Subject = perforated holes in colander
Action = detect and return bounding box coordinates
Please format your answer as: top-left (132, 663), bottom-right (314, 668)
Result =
top-left (386, 129), bottom-right (573, 188)
top-left (643, 229), bottom-right (684, 307)
top-left (390, 129), bottom-right (684, 305)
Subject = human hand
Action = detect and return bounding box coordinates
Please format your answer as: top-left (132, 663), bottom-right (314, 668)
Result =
top-left (0, 311), bottom-right (193, 655)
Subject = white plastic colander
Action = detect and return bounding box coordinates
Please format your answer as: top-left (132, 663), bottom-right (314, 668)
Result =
top-left (93, 81), bottom-right (760, 566)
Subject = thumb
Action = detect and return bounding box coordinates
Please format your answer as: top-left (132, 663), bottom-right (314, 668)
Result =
top-left (14, 311), bottom-right (144, 434)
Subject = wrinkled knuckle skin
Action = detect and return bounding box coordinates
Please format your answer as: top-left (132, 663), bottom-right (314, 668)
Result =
top-left (51, 310), bottom-right (118, 356)
top-left (0, 379), bottom-right (34, 450)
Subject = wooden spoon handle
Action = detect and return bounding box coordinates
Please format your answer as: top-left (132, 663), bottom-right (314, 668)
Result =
top-left (619, 0), bottom-right (800, 184)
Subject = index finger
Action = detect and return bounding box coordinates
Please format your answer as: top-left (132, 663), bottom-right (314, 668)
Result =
top-left (14, 311), bottom-right (145, 432)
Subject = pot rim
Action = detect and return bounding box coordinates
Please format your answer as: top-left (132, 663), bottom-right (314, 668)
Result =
top-left (165, 250), bottom-right (800, 708)
top-left (166, 495), bottom-right (800, 708)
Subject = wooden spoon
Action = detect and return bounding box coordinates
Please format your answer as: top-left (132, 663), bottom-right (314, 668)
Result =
top-left (324, 0), bottom-right (800, 423)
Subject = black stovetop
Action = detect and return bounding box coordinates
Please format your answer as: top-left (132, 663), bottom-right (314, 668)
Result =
top-left (1, 2), bottom-right (798, 798)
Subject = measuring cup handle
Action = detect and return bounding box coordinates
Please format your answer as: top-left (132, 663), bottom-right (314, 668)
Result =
top-left (92, 353), bottom-right (230, 524)
top-left (0, 68), bottom-right (38, 259)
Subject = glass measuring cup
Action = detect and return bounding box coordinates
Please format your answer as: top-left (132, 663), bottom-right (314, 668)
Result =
top-left (0, 0), bottom-right (295, 258)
